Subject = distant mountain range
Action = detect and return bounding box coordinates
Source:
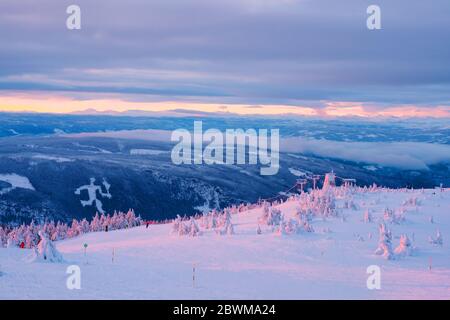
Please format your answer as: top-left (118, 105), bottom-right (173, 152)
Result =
top-left (0, 113), bottom-right (449, 225)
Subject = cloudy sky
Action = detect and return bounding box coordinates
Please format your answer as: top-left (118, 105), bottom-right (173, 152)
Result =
top-left (0, 0), bottom-right (449, 116)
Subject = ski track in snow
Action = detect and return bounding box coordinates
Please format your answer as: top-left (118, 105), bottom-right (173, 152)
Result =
top-left (0, 188), bottom-right (449, 299)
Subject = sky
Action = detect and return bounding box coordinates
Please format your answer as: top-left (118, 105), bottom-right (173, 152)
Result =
top-left (0, 0), bottom-right (449, 117)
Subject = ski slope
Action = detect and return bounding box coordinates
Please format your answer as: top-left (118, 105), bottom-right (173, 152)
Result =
top-left (1, 188), bottom-right (449, 299)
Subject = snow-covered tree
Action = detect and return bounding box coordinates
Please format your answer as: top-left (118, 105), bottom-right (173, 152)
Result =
top-left (90, 213), bottom-right (102, 232)
top-left (171, 215), bottom-right (182, 235)
top-left (220, 212), bottom-right (234, 235)
top-left (266, 208), bottom-right (282, 226)
top-left (67, 219), bottom-right (81, 238)
top-left (0, 226), bottom-right (7, 247)
top-left (275, 216), bottom-right (286, 236)
top-left (189, 217), bottom-right (201, 237)
top-left (80, 218), bottom-right (90, 233)
top-left (394, 234), bottom-right (414, 257)
top-left (375, 223), bottom-right (393, 260)
top-left (363, 210), bottom-right (373, 223)
top-left (429, 229), bottom-right (443, 246)
top-left (285, 218), bottom-right (299, 234)
top-left (298, 215), bottom-right (314, 233)
top-left (27, 231), bottom-right (64, 263)
top-left (383, 207), bottom-right (405, 224)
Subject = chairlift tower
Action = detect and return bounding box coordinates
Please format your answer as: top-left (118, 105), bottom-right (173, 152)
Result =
top-left (312, 175), bottom-right (321, 190)
top-left (296, 179), bottom-right (308, 193)
top-left (342, 178), bottom-right (356, 188)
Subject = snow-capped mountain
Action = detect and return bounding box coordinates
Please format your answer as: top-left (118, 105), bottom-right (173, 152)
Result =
top-left (1, 113), bottom-right (449, 225)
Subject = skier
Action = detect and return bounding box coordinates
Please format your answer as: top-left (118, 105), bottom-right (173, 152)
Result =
top-left (20, 241), bottom-right (25, 249)
top-left (146, 221), bottom-right (150, 229)
top-left (105, 225), bottom-right (109, 232)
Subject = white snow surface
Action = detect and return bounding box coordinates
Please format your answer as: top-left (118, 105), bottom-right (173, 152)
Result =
top-left (129, 149), bottom-right (167, 156)
top-left (0, 173), bottom-right (35, 195)
top-left (1, 188), bottom-right (449, 299)
top-left (289, 168), bottom-right (311, 177)
top-left (32, 155), bottom-right (74, 163)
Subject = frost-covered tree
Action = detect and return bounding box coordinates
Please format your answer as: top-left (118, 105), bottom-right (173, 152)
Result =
top-left (429, 229), bottom-right (443, 246)
top-left (394, 234), bottom-right (414, 257)
top-left (220, 212), bottom-right (234, 235)
top-left (363, 210), bottom-right (373, 223)
top-left (28, 231), bottom-right (64, 263)
top-left (53, 221), bottom-right (68, 241)
top-left (171, 215), bottom-right (182, 235)
top-left (126, 209), bottom-right (139, 228)
top-left (275, 216), bottom-right (286, 236)
top-left (7, 237), bottom-right (16, 248)
top-left (383, 207), bottom-right (405, 224)
top-left (403, 197), bottom-right (421, 207)
top-left (298, 215), bottom-right (314, 233)
top-left (68, 219), bottom-right (81, 238)
top-left (285, 218), bottom-right (299, 234)
top-left (267, 208), bottom-right (282, 226)
top-left (375, 223), bottom-right (393, 260)
top-left (80, 218), bottom-right (90, 233)
top-left (24, 227), bottom-right (37, 248)
top-left (90, 213), bottom-right (102, 232)
top-left (189, 217), bottom-right (201, 237)
top-left (0, 226), bottom-right (7, 247)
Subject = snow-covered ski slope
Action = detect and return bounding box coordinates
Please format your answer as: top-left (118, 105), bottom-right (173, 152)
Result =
top-left (1, 187), bottom-right (449, 299)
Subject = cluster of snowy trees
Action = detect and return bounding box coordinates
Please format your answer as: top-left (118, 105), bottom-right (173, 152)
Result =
top-left (0, 209), bottom-right (142, 248)
top-left (296, 189), bottom-right (337, 218)
top-left (255, 189), bottom-right (339, 236)
top-left (383, 207), bottom-right (406, 224)
top-left (170, 182), bottom-right (446, 260)
top-left (259, 205), bottom-right (298, 235)
top-left (170, 185), bottom-right (345, 237)
top-left (375, 223), bottom-right (416, 260)
top-left (172, 216), bottom-right (201, 237)
top-left (172, 208), bottom-right (235, 236)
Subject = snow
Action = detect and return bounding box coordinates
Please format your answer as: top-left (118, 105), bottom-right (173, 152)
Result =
top-left (0, 187), bottom-right (449, 299)
top-left (129, 149), bottom-right (166, 156)
top-left (0, 173), bottom-right (35, 195)
top-left (32, 155), bottom-right (74, 163)
top-left (288, 168), bottom-right (310, 177)
top-left (53, 128), bottom-right (66, 135)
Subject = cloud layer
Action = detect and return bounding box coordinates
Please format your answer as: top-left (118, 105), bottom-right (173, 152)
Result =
top-left (0, 0), bottom-right (449, 111)
top-left (282, 138), bottom-right (450, 170)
